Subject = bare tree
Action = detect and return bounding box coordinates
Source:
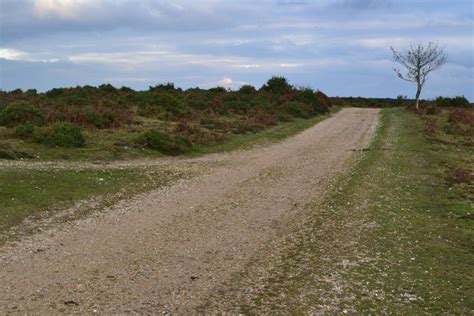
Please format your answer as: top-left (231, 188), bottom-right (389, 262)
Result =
top-left (391, 42), bottom-right (447, 111)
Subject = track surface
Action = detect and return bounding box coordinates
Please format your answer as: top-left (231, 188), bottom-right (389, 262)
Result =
top-left (0, 108), bottom-right (379, 313)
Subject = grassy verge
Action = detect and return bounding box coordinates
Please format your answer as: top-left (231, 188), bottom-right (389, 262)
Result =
top-left (223, 108), bottom-right (473, 314)
top-left (0, 166), bottom-right (186, 244)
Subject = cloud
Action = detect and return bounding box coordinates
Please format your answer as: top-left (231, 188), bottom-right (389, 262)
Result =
top-left (217, 77), bottom-right (247, 89)
top-left (1, 0), bottom-right (248, 41)
top-left (0, 48), bottom-right (59, 63)
top-left (279, 63), bottom-right (302, 68)
top-left (0, 48), bottom-right (29, 61)
top-left (219, 77), bottom-right (234, 86)
top-left (33, 0), bottom-right (100, 20)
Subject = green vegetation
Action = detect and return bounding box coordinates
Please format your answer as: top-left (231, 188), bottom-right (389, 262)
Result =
top-left (0, 166), bottom-right (186, 244)
top-left (230, 108), bottom-right (473, 313)
top-left (330, 95), bottom-right (471, 109)
top-left (0, 77), bottom-right (331, 161)
top-left (135, 129), bottom-right (192, 155)
top-left (191, 107), bottom-right (340, 155)
top-left (0, 101), bottom-right (46, 127)
top-left (34, 122), bottom-right (85, 148)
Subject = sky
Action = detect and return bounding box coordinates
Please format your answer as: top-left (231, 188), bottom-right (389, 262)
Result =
top-left (0, 0), bottom-right (473, 100)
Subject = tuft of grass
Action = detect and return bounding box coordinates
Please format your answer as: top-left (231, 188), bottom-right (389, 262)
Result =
top-left (222, 108), bottom-right (473, 314)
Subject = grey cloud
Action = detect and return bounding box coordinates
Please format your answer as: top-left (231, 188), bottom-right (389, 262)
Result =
top-left (1, 1), bottom-right (254, 42)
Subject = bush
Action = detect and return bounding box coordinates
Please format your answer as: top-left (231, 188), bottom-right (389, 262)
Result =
top-left (261, 76), bottom-right (292, 94)
top-left (208, 87), bottom-right (227, 93)
top-left (256, 114), bottom-right (278, 126)
top-left (135, 129), bottom-right (191, 155)
top-left (239, 85), bottom-right (257, 95)
top-left (139, 92), bottom-right (191, 119)
top-left (284, 101), bottom-right (311, 118)
top-left (149, 83), bottom-right (180, 92)
top-left (45, 88), bottom-right (64, 98)
top-left (445, 108), bottom-right (474, 136)
top-left (296, 88), bottom-right (326, 113)
top-left (315, 90), bottom-right (331, 112)
top-left (449, 108), bottom-right (474, 126)
top-left (14, 123), bottom-right (35, 139)
top-left (98, 84), bottom-right (117, 93)
top-left (232, 119), bottom-right (265, 134)
top-left (0, 101), bottom-right (46, 127)
top-left (34, 122), bottom-right (85, 147)
top-left (436, 96), bottom-right (471, 108)
top-left (84, 107), bottom-right (116, 129)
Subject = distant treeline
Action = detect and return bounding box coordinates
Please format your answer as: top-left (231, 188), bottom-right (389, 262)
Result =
top-left (330, 95), bottom-right (472, 109)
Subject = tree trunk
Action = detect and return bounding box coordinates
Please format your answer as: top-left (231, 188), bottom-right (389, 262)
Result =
top-left (415, 85), bottom-right (422, 111)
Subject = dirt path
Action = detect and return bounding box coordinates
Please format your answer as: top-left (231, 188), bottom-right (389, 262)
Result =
top-left (0, 108), bottom-right (379, 314)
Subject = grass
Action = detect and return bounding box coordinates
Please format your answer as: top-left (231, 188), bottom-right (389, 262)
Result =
top-left (224, 108), bottom-right (473, 314)
top-left (0, 166), bottom-right (186, 244)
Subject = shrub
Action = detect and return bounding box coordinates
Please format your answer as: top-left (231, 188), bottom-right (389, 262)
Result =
top-left (239, 85), bottom-right (257, 95)
top-left (284, 101), bottom-right (311, 118)
top-left (251, 95), bottom-right (273, 112)
top-left (261, 76), bottom-right (292, 94)
top-left (223, 100), bottom-right (250, 114)
top-left (449, 108), bottom-right (474, 126)
top-left (0, 101), bottom-right (46, 127)
top-left (34, 122), bottom-right (85, 147)
top-left (200, 117), bottom-right (229, 131)
top-left (14, 123), bottom-right (35, 139)
top-left (436, 96), bottom-right (471, 108)
top-left (296, 88), bottom-right (326, 113)
top-left (445, 108), bottom-right (474, 136)
top-left (84, 107), bottom-right (116, 129)
top-left (25, 89), bottom-right (37, 96)
top-left (149, 83), bottom-right (179, 92)
top-left (135, 129), bottom-right (191, 155)
top-left (208, 87), bottom-right (227, 93)
top-left (45, 88), bottom-right (64, 98)
top-left (232, 119), bottom-right (265, 134)
top-left (139, 92), bottom-right (190, 119)
top-left (315, 90), bottom-right (331, 112)
top-left (98, 84), bottom-right (117, 93)
top-left (256, 114), bottom-right (278, 126)
top-left (173, 119), bottom-right (201, 135)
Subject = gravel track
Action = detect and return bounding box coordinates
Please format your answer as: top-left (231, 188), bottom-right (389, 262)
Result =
top-left (0, 108), bottom-right (379, 314)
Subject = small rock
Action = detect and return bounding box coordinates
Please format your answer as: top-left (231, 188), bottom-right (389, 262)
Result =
top-left (64, 300), bottom-right (79, 306)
